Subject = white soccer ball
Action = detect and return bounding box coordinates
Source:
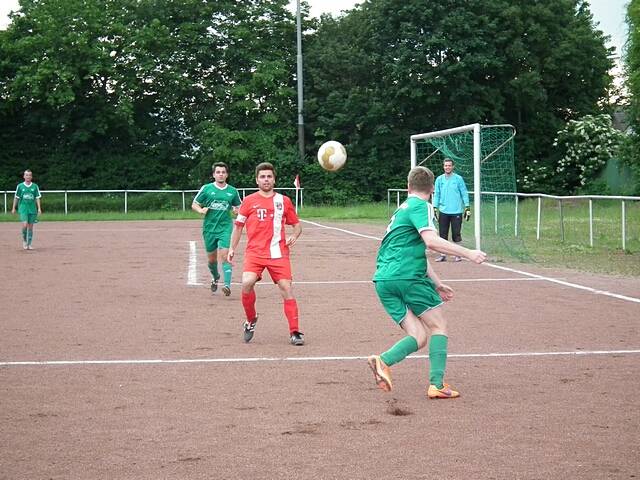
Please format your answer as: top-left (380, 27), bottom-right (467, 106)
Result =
top-left (317, 140), bottom-right (347, 172)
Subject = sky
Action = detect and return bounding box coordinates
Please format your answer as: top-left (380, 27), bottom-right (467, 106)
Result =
top-left (0, 0), bottom-right (630, 55)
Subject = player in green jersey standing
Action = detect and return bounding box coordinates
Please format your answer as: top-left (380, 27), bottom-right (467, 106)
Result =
top-left (11, 169), bottom-right (42, 250)
top-left (367, 166), bottom-right (486, 399)
top-left (192, 162), bottom-right (242, 296)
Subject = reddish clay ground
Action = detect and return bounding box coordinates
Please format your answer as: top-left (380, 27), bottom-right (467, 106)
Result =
top-left (0, 220), bottom-right (639, 479)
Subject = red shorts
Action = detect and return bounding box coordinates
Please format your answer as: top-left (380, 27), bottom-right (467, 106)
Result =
top-left (243, 256), bottom-right (293, 283)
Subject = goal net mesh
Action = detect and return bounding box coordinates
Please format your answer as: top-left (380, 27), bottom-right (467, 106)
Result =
top-left (414, 125), bottom-right (528, 259)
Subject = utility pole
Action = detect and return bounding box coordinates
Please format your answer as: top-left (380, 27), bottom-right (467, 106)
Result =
top-left (296, 0), bottom-right (305, 160)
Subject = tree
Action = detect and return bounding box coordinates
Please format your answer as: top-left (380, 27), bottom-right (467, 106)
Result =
top-left (0, 0), bottom-right (616, 198)
top-left (0, 0), bottom-right (302, 190)
top-left (303, 0), bottom-right (614, 196)
top-left (623, 0), bottom-right (640, 194)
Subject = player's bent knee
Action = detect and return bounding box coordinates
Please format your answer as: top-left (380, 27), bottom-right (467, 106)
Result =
top-left (241, 272), bottom-right (259, 288)
top-left (277, 281), bottom-right (294, 299)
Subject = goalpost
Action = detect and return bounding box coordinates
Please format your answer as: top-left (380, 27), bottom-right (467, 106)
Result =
top-left (410, 123), bottom-right (517, 251)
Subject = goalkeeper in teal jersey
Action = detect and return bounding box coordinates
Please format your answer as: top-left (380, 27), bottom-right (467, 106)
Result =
top-left (192, 162), bottom-right (242, 296)
top-left (11, 169), bottom-right (42, 250)
top-left (367, 166), bottom-right (486, 399)
top-left (432, 158), bottom-right (470, 262)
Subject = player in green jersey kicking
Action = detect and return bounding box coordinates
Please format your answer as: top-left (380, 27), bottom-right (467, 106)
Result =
top-left (367, 166), bottom-right (486, 399)
top-left (11, 169), bottom-right (42, 250)
top-left (192, 162), bottom-right (242, 296)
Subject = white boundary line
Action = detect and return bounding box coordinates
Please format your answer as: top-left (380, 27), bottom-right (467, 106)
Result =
top-left (187, 277), bottom-right (549, 288)
top-left (300, 219), bottom-right (382, 240)
top-left (2, 349), bottom-right (639, 367)
top-left (302, 220), bottom-right (640, 305)
top-left (484, 263), bottom-right (640, 304)
top-left (187, 240), bottom-right (199, 286)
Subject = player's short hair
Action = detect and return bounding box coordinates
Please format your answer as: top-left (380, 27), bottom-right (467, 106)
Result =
top-left (212, 162), bottom-right (229, 173)
top-left (407, 166), bottom-right (434, 193)
top-left (443, 158), bottom-right (454, 165)
top-left (255, 162), bottom-right (276, 178)
top-left (24, 169), bottom-right (32, 175)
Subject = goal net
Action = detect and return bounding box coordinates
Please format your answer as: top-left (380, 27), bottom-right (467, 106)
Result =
top-left (410, 124), bottom-right (521, 256)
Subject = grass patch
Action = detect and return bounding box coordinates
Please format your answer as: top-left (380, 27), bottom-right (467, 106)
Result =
top-left (2, 199), bottom-right (638, 277)
top-left (299, 203), bottom-right (388, 220)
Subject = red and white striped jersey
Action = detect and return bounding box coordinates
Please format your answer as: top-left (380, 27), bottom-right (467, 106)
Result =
top-left (235, 192), bottom-right (299, 259)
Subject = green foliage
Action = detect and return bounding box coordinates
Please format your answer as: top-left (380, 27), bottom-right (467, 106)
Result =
top-left (0, 0), bottom-right (616, 198)
top-left (0, 0), bottom-right (299, 190)
top-left (622, 0), bottom-right (640, 194)
top-left (549, 114), bottom-right (624, 193)
top-left (619, 135), bottom-right (640, 195)
top-left (304, 0), bottom-right (613, 195)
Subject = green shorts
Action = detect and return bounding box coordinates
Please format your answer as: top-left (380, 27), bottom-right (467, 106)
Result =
top-left (374, 277), bottom-right (443, 325)
top-left (203, 229), bottom-right (231, 253)
top-left (19, 212), bottom-right (38, 224)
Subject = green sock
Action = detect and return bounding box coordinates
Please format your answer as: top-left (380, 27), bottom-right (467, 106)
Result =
top-left (222, 262), bottom-right (232, 287)
top-left (429, 334), bottom-right (448, 389)
top-left (380, 336), bottom-right (419, 367)
top-left (26, 229), bottom-right (33, 245)
top-left (208, 261), bottom-right (219, 280)
top-left (22, 228), bottom-right (27, 242)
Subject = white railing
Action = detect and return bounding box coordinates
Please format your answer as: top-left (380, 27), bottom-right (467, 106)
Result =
top-left (387, 189), bottom-right (640, 250)
top-left (2, 187), bottom-right (304, 215)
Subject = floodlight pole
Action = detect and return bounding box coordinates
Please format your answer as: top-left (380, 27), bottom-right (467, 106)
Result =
top-left (296, 0), bottom-right (305, 160)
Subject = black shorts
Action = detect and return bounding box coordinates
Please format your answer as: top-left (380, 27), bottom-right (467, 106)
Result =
top-left (438, 212), bottom-right (463, 243)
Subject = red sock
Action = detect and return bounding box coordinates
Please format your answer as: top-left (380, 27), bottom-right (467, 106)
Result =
top-left (283, 298), bottom-right (299, 334)
top-left (241, 290), bottom-right (257, 321)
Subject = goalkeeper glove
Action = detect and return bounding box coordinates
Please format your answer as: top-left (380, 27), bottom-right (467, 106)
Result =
top-left (463, 207), bottom-right (471, 221)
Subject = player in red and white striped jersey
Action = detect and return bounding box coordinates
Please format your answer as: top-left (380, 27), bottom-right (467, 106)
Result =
top-left (228, 162), bottom-right (304, 345)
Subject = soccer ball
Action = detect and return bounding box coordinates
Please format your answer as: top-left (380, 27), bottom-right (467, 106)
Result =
top-left (317, 141), bottom-right (347, 172)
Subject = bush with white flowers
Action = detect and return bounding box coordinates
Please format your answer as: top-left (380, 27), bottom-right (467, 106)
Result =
top-left (553, 114), bottom-right (623, 192)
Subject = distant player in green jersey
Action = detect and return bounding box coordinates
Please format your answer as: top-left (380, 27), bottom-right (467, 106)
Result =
top-left (11, 169), bottom-right (42, 250)
top-left (367, 166), bottom-right (486, 399)
top-left (192, 162), bottom-right (242, 296)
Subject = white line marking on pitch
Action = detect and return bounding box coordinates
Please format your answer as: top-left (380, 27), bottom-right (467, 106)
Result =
top-left (302, 219), bottom-right (640, 304)
top-left (187, 241), bottom-right (199, 286)
top-left (301, 220), bottom-right (381, 240)
top-left (186, 278), bottom-right (549, 288)
top-left (484, 263), bottom-right (640, 304)
top-left (1, 349), bottom-right (639, 367)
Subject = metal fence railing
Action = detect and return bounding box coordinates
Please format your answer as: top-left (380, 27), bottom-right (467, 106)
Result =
top-left (2, 187), bottom-right (304, 215)
top-left (387, 189), bottom-right (640, 251)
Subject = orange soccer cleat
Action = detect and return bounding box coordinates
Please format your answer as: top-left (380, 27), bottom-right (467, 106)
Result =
top-left (367, 355), bottom-right (393, 392)
top-left (427, 383), bottom-right (460, 399)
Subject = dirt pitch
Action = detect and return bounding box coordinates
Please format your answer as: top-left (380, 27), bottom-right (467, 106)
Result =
top-left (1, 219), bottom-right (639, 480)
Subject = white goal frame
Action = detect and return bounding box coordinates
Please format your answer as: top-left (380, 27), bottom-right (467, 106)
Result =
top-left (410, 123), bottom-right (515, 251)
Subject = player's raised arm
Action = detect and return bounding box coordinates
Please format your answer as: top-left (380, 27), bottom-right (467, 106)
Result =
top-left (421, 229), bottom-right (486, 264)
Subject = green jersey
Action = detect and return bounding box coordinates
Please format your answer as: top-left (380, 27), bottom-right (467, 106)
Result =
top-left (373, 194), bottom-right (437, 281)
top-left (15, 182), bottom-right (41, 215)
top-left (194, 183), bottom-right (241, 233)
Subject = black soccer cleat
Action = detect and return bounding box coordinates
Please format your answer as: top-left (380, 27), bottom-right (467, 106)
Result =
top-left (290, 331), bottom-right (305, 346)
top-left (210, 279), bottom-right (218, 293)
top-left (243, 317), bottom-right (258, 343)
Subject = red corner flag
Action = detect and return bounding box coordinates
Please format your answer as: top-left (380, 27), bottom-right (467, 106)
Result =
top-left (294, 174), bottom-right (301, 189)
